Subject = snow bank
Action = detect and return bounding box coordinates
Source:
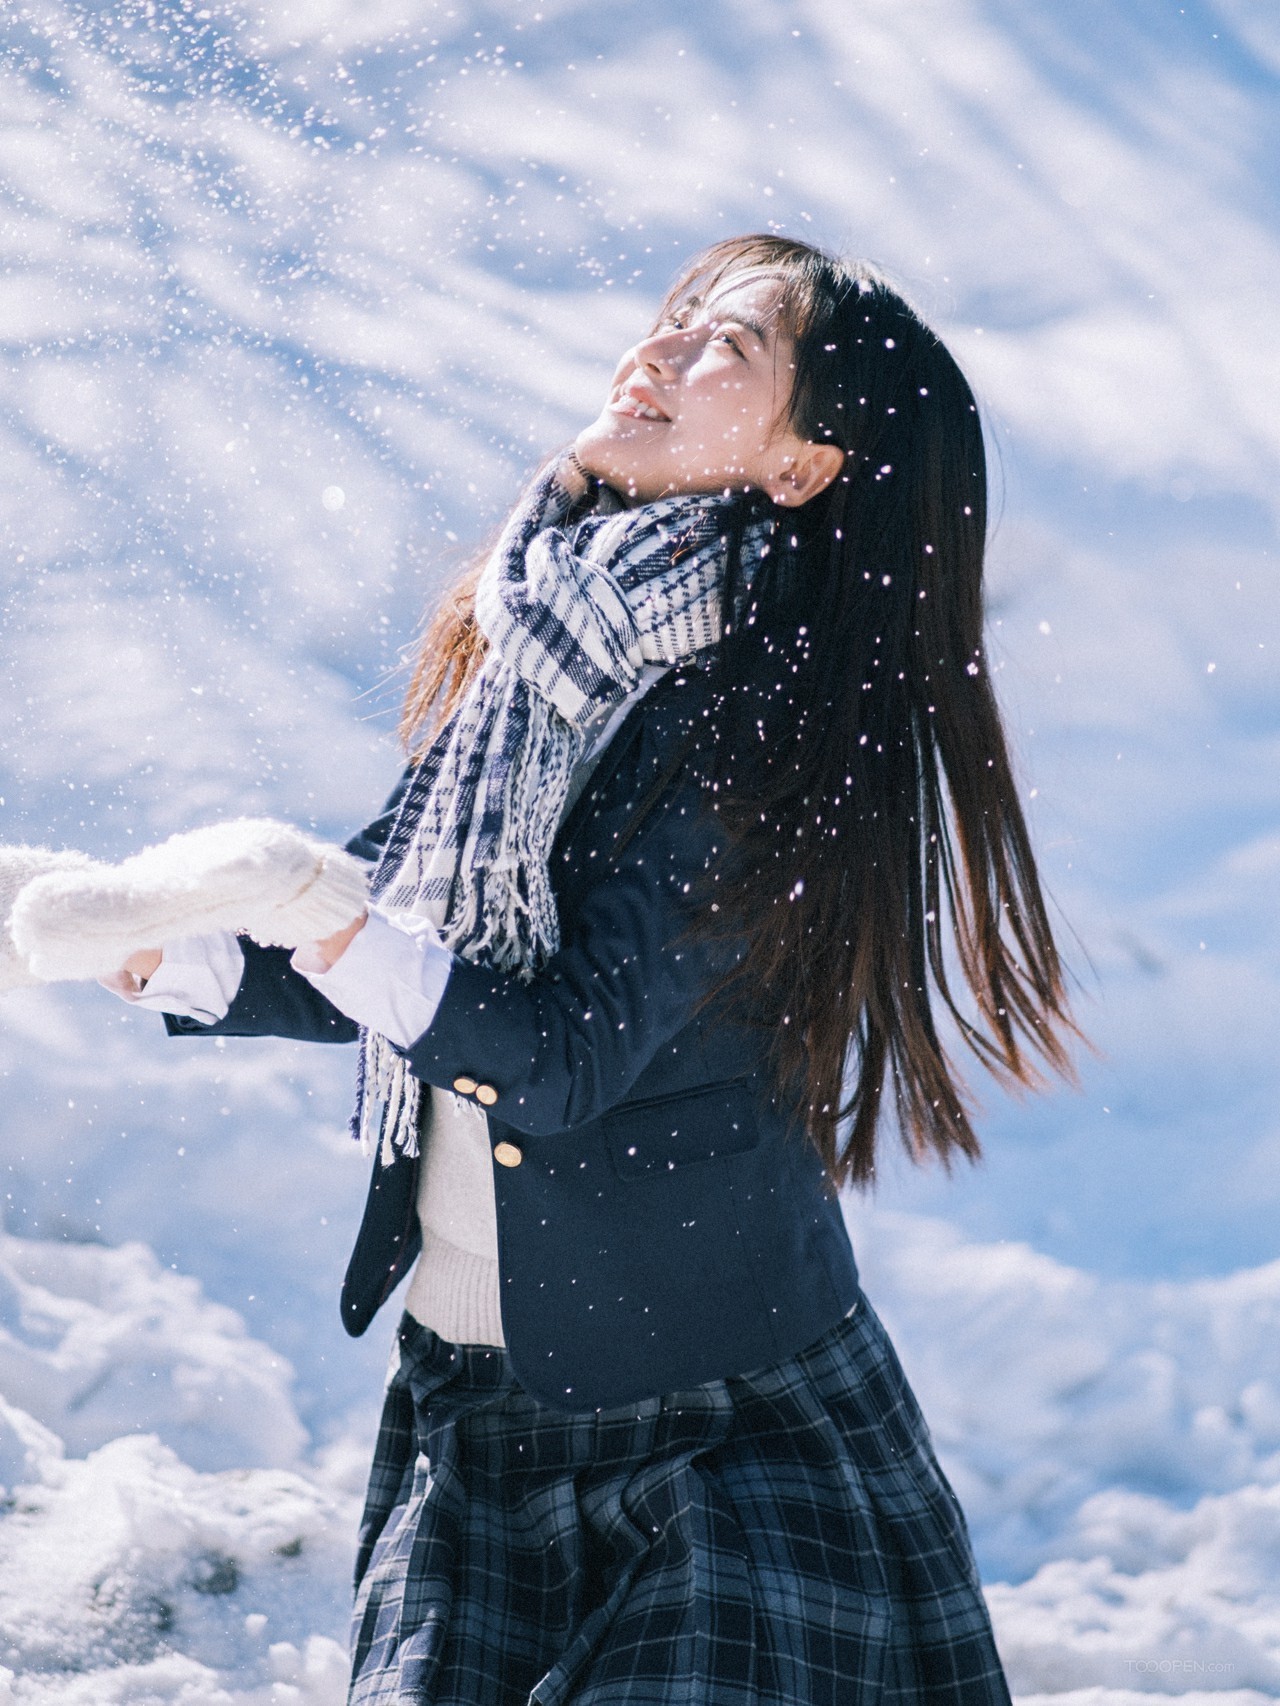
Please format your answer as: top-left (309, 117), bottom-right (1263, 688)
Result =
top-left (0, 1434), bottom-right (353, 1682)
top-left (0, 1638), bottom-right (349, 1704)
top-left (0, 1242), bottom-right (357, 1704)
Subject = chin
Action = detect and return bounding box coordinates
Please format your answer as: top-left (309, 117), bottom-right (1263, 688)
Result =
top-left (575, 432), bottom-right (645, 494)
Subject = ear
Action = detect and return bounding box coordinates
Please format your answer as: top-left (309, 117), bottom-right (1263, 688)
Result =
top-left (766, 441), bottom-right (845, 508)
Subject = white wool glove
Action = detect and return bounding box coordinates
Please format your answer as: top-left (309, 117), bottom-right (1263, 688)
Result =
top-left (0, 846), bottom-right (103, 991)
top-left (10, 818), bottom-right (370, 983)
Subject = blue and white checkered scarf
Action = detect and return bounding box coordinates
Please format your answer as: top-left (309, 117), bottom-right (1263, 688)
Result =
top-left (356, 463), bottom-right (774, 1163)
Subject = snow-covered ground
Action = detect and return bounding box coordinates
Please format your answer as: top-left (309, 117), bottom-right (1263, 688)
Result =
top-left (0, 0), bottom-right (1278, 1698)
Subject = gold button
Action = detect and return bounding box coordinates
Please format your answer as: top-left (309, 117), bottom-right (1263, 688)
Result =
top-left (453, 1076), bottom-right (478, 1096)
top-left (475, 1083), bottom-right (499, 1107)
top-left (493, 1141), bottom-right (523, 1168)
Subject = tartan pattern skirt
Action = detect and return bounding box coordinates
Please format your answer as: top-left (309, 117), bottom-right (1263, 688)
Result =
top-left (348, 1297), bottom-right (1011, 1706)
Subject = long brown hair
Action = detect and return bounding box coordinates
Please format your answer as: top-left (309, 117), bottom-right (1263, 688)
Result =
top-left (402, 235), bottom-right (1077, 1187)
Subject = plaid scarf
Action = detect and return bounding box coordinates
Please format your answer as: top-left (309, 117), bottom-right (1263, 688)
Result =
top-left (356, 464), bottom-right (774, 1164)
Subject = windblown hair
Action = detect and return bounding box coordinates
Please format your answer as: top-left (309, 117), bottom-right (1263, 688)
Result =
top-left (402, 234), bottom-right (1077, 1187)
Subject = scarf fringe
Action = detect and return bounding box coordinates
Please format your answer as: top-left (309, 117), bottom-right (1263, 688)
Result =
top-left (355, 1033), bottom-right (423, 1164)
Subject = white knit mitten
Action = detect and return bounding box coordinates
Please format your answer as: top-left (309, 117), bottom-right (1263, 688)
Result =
top-left (0, 846), bottom-right (103, 991)
top-left (11, 819), bottom-right (370, 982)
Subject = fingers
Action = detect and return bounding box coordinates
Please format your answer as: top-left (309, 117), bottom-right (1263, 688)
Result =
top-left (123, 947), bottom-right (164, 985)
top-left (291, 911), bottom-right (368, 975)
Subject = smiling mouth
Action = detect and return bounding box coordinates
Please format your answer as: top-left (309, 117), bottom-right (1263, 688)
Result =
top-left (609, 393), bottom-right (670, 423)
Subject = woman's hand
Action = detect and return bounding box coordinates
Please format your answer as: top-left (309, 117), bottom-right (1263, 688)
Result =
top-left (113, 906), bottom-right (368, 991)
top-left (123, 946), bottom-right (163, 988)
top-left (295, 911), bottom-right (368, 974)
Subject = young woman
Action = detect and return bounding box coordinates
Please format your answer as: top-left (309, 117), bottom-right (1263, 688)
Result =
top-left (100, 233), bottom-right (1074, 1703)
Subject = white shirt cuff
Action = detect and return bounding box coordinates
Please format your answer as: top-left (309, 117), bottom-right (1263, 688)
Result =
top-left (290, 907), bottom-right (454, 1048)
top-left (100, 931), bottom-right (245, 1024)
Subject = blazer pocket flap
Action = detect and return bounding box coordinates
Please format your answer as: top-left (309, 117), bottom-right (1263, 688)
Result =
top-left (605, 1079), bottom-right (760, 1178)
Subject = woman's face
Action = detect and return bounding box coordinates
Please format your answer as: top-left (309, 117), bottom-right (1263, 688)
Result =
top-left (575, 273), bottom-right (839, 508)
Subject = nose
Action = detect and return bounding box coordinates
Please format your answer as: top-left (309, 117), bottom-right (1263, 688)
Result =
top-left (631, 321), bottom-right (702, 378)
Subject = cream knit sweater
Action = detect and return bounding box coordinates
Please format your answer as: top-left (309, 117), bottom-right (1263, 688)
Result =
top-left (403, 1089), bottom-right (505, 1345)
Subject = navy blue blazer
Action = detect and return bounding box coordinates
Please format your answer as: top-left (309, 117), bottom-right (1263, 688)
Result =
top-left (166, 666), bottom-right (859, 1410)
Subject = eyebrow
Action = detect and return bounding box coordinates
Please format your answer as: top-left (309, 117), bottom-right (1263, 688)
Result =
top-left (724, 315), bottom-right (769, 349)
top-left (700, 305), bottom-right (770, 351)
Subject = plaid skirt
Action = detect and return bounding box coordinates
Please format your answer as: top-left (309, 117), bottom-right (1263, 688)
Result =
top-left (348, 1297), bottom-right (1010, 1706)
